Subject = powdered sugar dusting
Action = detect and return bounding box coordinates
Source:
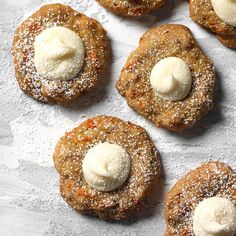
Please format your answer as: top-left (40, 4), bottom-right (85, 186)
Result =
top-left (0, 0), bottom-right (235, 235)
top-left (165, 161), bottom-right (236, 235)
top-left (53, 116), bottom-right (160, 220)
top-left (11, 3), bottom-right (109, 104)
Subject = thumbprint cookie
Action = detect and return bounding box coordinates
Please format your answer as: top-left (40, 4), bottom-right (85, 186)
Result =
top-left (164, 161), bottom-right (236, 236)
top-left (116, 24), bottom-right (216, 131)
top-left (189, 0), bottom-right (236, 49)
top-left (96, 0), bottom-right (165, 16)
top-left (53, 116), bottom-right (161, 220)
top-left (11, 4), bottom-right (109, 105)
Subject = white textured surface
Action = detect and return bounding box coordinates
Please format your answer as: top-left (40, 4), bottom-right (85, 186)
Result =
top-left (34, 26), bottom-right (85, 81)
top-left (82, 142), bottom-right (131, 192)
top-left (0, 0), bottom-right (235, 235)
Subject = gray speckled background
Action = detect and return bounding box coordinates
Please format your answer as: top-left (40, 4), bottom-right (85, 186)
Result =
top-left (0, 0), bottom-right (235, 235)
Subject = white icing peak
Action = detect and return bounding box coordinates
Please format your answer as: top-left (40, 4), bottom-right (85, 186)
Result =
top-left (193, 197), bottom-right (236, 236)
top-left (155, 74), bottom-right (178, 94)
top-left (82, 142), bottom-right (131, 192)
top-left (211, 0), bottom-right (236, 27)
top-left (34, 26), bottom-right (84, 81)
top-left (150, 57), bottom-right (192, 101)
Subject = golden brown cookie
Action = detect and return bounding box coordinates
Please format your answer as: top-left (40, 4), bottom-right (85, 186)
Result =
top-left (96, 0), bottom-right (165, 16)
top-left (164, 161), bottom-right (236, 236)
top-left (53, 115), bottom-right (160, 220)
top-left (189, 0), bottom-right (236, 49)
top-left (116, 24), bottom-right (216, 132)
top-left (11, 4), bottom-right (109, 105)
top-left (217, 34), bottom-right (236, 49)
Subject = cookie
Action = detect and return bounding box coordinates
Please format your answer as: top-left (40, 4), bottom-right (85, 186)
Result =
top-left (217, 34), bottom-right (236, 49)
top-left (11, 4), bottom-right (109, 105)
top-left (116, 24), bottom-right (216, 131)
top-left (53, 115), bottom-right (160, 220)
top-left (189, 0), bottom-right (236, 49)
top-left (96, 0), bottom-right (165, 16)
top-left (164, 161), bottom-right (236, 236)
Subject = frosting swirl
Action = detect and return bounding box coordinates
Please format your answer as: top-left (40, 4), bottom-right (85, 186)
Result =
top-left (193, 197), bottom-right (236, 236)
top-left (82, 142), bottom-right (131, 192)
top-left (211, 0), bottom-right (236, 27)
top-left (150, 57), bottom-right (192, 101)
top-left (34, 26), bottom-right (84, 81)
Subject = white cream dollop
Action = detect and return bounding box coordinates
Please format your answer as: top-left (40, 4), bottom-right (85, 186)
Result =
top-left (82, 142), bottom-right (131, 192)
top-left (34, 26), bottom-right (84, 81)
top-left (193, 197), bottom-right (236, 236)
top-left (211, 0), bottom-right (236, 27)
top-left (150, 57), bottom-right (192, 101)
